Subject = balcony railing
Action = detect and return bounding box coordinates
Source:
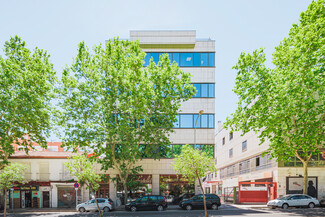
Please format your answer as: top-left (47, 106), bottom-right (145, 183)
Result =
top-left (36, 173), bottom-right (50, 181)
top-left (59, 172), bottom-right (76, 181)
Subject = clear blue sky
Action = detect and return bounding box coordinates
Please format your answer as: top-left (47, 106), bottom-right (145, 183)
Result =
top-left (0, 0), bottom-right (313, 140)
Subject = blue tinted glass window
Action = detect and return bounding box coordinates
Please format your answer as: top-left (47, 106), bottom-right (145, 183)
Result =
top-left (201, 115), bottom-right (208, 128)
top-left (201, 84), bottom-right (208, 97)
top-left (201, 53), bottom-right (208, 66)
top-left (144, 53), bottom-right (151, 66)
top-left (173, 115), bottom-right (180, 128)
top-left (180, 115), bottom-right (193, 128)
top-left (167, 53), bottom-right (172, 62)
top-left (193, 84), bottom-right (201, 97)
top-left (151, 53), bottom-right (159, 64)
top-left (172, 53), bottom-right (180, 65)
top-left (208, 53), bottom-right (215, 67)
top-left (180, 53), bottom-right (193, 67)
top-left (193, 114), bottom-right (201, 128)
top-left (208, 114), bottom-right (214, 128)
top-left (194, 53), bottom-right (201, 67)
top-left (208, 84), bottom-right (215, 97)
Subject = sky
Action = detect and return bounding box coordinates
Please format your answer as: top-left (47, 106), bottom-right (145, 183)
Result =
top-left (0, 0), bottom-right (313, 141)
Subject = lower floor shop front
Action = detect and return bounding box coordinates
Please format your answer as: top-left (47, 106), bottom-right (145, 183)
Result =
top-left (215, 167), bottom-right (325, 203)
top-left (48, 174), bottom-right (200, 208)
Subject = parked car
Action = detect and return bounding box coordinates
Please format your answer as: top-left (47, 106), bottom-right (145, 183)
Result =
top-left (320, 199), bottom-right (325, 207)
top-left (77, 198), bottom-right (114, 212)
top-left (267, 194), bottom-right (319, 209)
top-left (179, 194), bottom-right (221, 210)
top-left (125, 195), bottom-right (167, 212)
top-left (172, 193), bottom-right (194, 205)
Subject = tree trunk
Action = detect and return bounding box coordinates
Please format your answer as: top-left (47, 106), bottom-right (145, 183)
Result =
top-left (4, 189), bottom-right (7, 217)
top-left (93, 191), bottom-right (103, 217)
top-left (123, 182), bottom-right (128, 205)
top-left (303, 160), bottom-right (308, 195)
top-left (197, 174), bottom-right (207, 217)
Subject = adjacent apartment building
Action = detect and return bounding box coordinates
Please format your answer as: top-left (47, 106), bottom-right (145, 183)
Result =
top-left (215, 122), bottom-right (325, 202)
top-left (5, 30), bottom-right (216, 209)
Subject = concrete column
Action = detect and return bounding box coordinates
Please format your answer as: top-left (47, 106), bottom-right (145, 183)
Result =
top-left (51, 184), bottom-right (57, 208)
top-left (109, 174), bottom-right (117, 204)
top-left (152, 174), bottom-right (160, 195)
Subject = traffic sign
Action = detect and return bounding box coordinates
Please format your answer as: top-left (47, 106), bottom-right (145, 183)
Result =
top-left (74, 182), bottom-right (80, 188)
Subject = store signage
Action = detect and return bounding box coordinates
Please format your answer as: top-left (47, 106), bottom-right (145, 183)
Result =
top-left (241, 186), bottom-right (267, 191)
top-left (20, 186), bottom-right (38, 190)
top-left (138, 175), bottom-right (152, 184)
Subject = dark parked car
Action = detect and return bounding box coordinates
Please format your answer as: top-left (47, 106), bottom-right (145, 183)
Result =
top-left (125, 195), bottom-right (167, 212)
top-left (180, 194), bottom-right (221, 210)
top-left (172, 193), bottom-right (194, 205)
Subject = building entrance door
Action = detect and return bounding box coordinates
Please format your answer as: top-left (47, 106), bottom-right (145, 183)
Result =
top-left (21, 191), bottom-right (32, 208)
top-left (43, 191), bottom-right (50, 208)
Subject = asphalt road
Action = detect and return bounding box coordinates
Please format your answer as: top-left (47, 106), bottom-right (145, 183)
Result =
top-left (1, 207), bottom-right (325, 217)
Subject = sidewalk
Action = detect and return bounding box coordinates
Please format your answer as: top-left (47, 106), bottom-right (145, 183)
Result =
top-left (5, 208), bottom-right (75, 213)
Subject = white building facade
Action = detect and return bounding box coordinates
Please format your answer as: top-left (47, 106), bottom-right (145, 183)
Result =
top-left (215, 122), bottom-right (325, 202)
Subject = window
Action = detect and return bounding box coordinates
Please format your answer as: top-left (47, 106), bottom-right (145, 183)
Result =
top-left (229, 148), bottom-right (233, 158)
top-left (208, 53), bottom-right (215, 67)
top-left (180, 53), bottom-right (193, 66)
top-left (144, 52), bottom-right (215, 67)
top-left (242, 140), bottom-right (247, 152)
top-left (222, 137), bottom-right (225, 145)
top-left (180, 114), bottom-right (193, 128)
top-left (174, 114), bottom-right (215, 128)
top-left (193, 83), bottom-right (215, 98)
top-left (229, 132), bottom-right (233, 140)
top-left (47, 146), bottom-right (58, 152)
top-left (149, 196), bottom-right (157, 201)
top-left (256, 157), bottom-right (260, 167)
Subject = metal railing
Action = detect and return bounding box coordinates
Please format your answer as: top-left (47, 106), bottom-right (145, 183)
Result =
top-left (36, 173), bottom-right (50, 181)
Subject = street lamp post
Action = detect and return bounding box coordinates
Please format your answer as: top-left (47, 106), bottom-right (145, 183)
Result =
top-left (194, 110), bottom-right (204, 149)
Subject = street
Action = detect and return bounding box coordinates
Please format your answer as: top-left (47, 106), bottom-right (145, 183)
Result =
top-left (1, 206), bottom-right (324, 217)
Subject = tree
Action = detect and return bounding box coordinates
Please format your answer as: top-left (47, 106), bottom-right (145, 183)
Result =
top-left (0, 163), bottom-right (26, 217)
top-left (59, 38), bottom-right (195, 204)
top-left (64, 154), bottom-right (104, 216)
top-left (225, 0), bottom-right (325, 195)
top-left (173, 145), bottom-right (217, 217)
top-left (0, 36), bottom-right (57, 168)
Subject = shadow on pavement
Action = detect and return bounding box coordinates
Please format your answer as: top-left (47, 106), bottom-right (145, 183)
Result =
top-left (269, 207), bottom-right (325, 217)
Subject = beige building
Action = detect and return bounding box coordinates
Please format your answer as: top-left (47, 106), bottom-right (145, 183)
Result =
top-left (215, 122), bottom-right (325, 202)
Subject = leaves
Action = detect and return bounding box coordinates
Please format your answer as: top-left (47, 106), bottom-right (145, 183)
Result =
top-left (0, 36), bottom-right (57, 166)
top-left (0, 163), bottom-right (27, 190)
top-left (64, 154), bottom-right (101, 192)
top-left (225, 0), bottom-right (325, 163)
top-left (59, 38), bottom-right (195, 201)
top-left (173, 145), bottom-right (216, 183)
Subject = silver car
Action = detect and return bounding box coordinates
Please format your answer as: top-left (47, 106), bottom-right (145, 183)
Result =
top-left (267, 194), bottom-right (319, 209)
top-left (77, 198), bottom-right (114, 212)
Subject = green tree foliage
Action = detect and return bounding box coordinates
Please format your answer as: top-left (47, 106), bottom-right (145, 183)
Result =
top-left (0, 163), bottom-right (26, 217)
top-left (64, 154), bottom-right (103, 216)
top-left (225, 0), bottom-right (325, 194)
top-left (173, 145), bottom-right (216, 217)
top-left (0, 36), bottom-right (57, 168)
top-left (59, 38), bottom-right (195, 204)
